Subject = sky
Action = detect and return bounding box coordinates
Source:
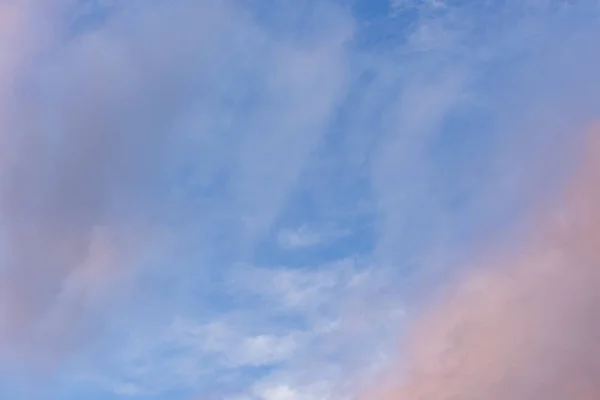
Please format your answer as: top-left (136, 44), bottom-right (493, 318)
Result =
top-left (0, 0), bottom-right (600, 399)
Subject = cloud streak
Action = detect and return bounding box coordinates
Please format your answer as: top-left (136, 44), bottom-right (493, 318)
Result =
top-left (0, 0), bottom-right (219, 360)
top-left (2, 1), bottom-right (600, 399)
top-left (363, 123), bottom-right (600, 399)
top-left (0, 0), bottom-right (353, 372)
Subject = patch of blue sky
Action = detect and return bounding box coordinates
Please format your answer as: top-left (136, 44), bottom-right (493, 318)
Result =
top-left (68, 0), bottom-right (118, 36)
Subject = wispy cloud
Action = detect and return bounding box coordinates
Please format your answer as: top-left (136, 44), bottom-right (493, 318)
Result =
top-left (363, 124), bottom-right (600, 400)
top-left (276, 225), bottom-right (352, 250)
top-left (0, 0), bottom-right (352, 365)
top-left (2, 1), bottom-right (600, 399)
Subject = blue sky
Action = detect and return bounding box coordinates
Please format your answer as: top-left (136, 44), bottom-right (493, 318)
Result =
top-left (0, 1), bottom-right (599, 399)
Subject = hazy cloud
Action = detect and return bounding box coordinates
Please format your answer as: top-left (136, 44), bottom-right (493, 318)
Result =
top-left (362, 124), bottom-right (600, 399)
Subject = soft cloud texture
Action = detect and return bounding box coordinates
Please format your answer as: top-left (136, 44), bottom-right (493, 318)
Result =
top-left (0, 0), bottom-right (352, 362)
top-left (364, 124), bottom-right (600, 400)
top-left (1, 0), bottom-right (357, 397)
top-left (1, 1), bottom-right (600, 400)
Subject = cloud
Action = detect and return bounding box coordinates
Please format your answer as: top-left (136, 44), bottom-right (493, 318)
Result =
top-left (80, 262), bottom-right (359, 395)
top-left (276, 225), bottom-right (351, 250)
top-left (361, 123), bottom-right (600, 399)
top-left (251, 381), bottom-right (336, 400)
top-left (69, 255), bottom-right (408, 399)
top-left (0, 0), bottom-right (194, 361)
top-left (0, 0), bottom-right (352, 368)
top-left (170, 319), bottom-right (301, 368)
top-left (3, 1), bottom-right (600, 399)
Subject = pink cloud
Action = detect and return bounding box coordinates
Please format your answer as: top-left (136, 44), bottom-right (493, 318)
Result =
top-left (362, 124), bottom-right (600, 400)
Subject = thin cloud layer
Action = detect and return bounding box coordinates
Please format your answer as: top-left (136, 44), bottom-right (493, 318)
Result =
top-left (0, 0), bottom-right (353, 368)
top-left (364, 125), bottom-right (600, 400)
top-left (1, 1), bottom-right (600, 399)
top-left (0, 0), bottom-right (228, 359)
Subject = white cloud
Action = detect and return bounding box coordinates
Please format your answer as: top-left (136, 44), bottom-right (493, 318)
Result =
top-left (276, 225), bottom-right (352, 250)
top-left (228, 258), bottom-right (362, 313)
top-left (170, 319), bottom-right (302, 368)
top-left (256, 384), bottom-right (323, 400)
top-left (69, 256), bottom-right (404, 398)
